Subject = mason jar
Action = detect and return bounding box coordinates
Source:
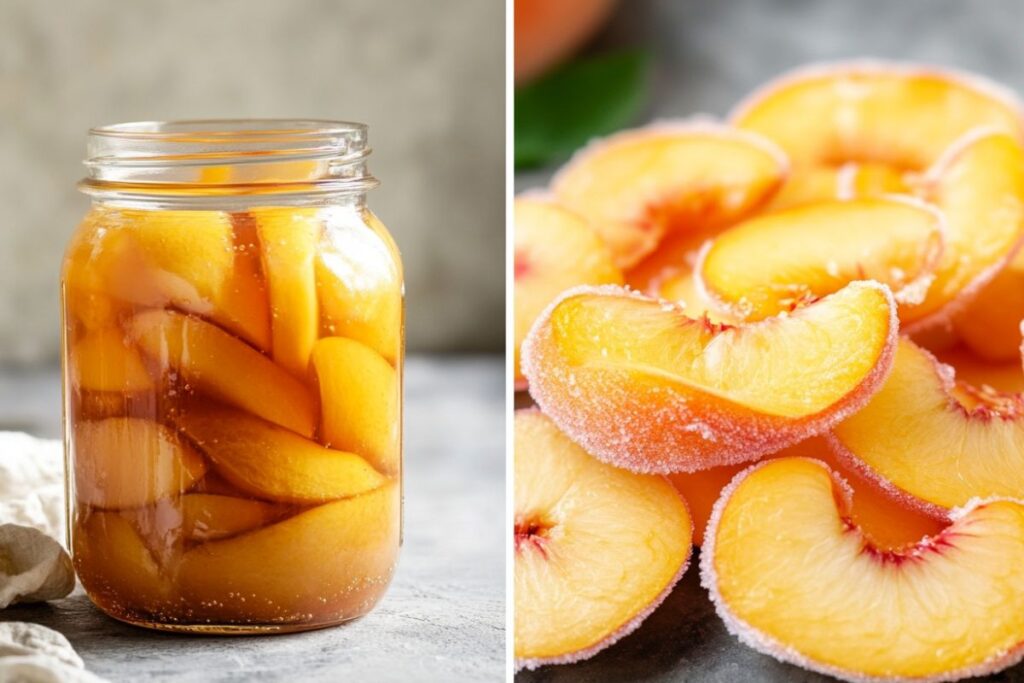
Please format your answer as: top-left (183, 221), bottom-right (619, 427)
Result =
top-left (62, 120), bottom-right (403, 633)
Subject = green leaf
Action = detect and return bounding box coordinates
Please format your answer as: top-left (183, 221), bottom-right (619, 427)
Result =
top-left (515, 49), bottom-right (650, 170)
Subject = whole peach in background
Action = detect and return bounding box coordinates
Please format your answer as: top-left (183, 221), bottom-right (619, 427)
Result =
top-left (514, 0), bottom-right (618, 83)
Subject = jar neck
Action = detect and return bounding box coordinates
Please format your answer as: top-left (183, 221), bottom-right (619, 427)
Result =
top-left (80, 119), bottom-right (377, 209)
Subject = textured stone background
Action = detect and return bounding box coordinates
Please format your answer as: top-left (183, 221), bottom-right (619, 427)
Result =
top-left (0, 0), bottom-right (505, 365)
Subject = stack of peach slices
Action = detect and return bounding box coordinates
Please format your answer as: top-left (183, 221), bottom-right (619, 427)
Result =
top-left (514, 61), bottom-right (1024, 681)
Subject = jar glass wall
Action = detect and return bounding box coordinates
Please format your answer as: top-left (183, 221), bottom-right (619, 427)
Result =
top-left (62, 120), bottom-right (403, 633)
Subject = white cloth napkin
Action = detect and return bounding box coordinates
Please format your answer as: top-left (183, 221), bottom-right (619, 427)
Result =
top-left (0, 431), bottom-right (106, 683)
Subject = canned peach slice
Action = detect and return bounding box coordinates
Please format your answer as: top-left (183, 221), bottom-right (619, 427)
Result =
top-left (316, 212), bottom-right (402, 366)
top-left (70, 328), bottom-right (154, 393)
top-left (252, 207), bottom-right (320, 377)
top-left (63, 286), bottom-right (121, 335)
top-left (74, 511), bottom-right (175, 616)
top-left (177, 481), bottom-right (400, 623)
top-left (74, 417), bottom-right (207, 509)
top-left (312, 337), bottom-right (399, 475)
top-left (69, 208), bottom-right (271, 351)
top-left (129, 310), bottom-right (317, 438)
top-left (180, 494), bottom-right (285, 542)
top-left (75, 390), bottom-right (158, 422)
top-left (176, 407), bottom-right (386, 504)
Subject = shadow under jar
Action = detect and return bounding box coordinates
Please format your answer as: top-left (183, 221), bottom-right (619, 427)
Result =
top-left (62, 120), bottom-right (403, 633)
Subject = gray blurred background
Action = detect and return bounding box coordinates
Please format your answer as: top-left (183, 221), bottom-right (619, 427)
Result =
top-left (0, 0), bottom-right (504, 366)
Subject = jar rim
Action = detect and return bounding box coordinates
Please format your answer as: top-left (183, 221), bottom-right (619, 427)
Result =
top-left (88, 119), bottom-right (367, 143)
top-left (81, 118), bottom-right (377, 202)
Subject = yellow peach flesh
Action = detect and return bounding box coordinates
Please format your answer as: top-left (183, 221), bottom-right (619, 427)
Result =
top-left (904, 131), bottom-right (1024, 326)
top-left (670, 437), bottom-right (944, 549)
top-left (953, 251), bottom-right (1024, 361)
top-left (514, 410), bottom-right (691, 668)
top-left (65, 208), bottom-right (271, 350)
top-left (514, 198), bottom-right (622, 383)
top-left (766, 162), bottom-right (908, 211)
top-left (704, 457), bottom-right (1024, 680)
top-left (658, 271), bottom-right (732, 324)
top-left (253, 207), bottom-right (321, 376)
top-left (176, 407), bottom-right (386, 504)
top-left (832, 338), bottom-right (1024, 510)
top-left (316, 209), bottom-right (403, 366)
top-left (129, 310), bottom-right (316, 438)
top-left (734, 64), bottom-right (1023, 170)
top-left (311, 337), bottom-right (400, 475)
top-left (73, 417), bottom-right (207, 509)
top-left (74, 511), bottom-right (175, 616)
top-left (552, 126), bottom-right (787, 268)
top-left (70, 328), bottom-right (154, 393)
top-left (698, 197), bottom-right (944, 319)
top-left (176, 481), bottom-right (400, 623)
top-left (522, 282), bottom-right (895, 472)
top-left (179, 493), bottom-right (285, 542)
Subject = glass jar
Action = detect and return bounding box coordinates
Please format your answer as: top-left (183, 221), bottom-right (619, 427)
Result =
top-left (62, 120), bottom-right (403, 633)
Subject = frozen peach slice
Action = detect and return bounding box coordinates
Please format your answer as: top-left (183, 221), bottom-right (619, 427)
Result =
top-left (831, 338), bottom-right (1024, 512)
top-left (129, 310), bottom-right (316, 438)
top-left (953, 251), bottom-right (1024, 361)
top-left (657, 271), bottom-right (733, 324)
top-left (623, 228), bottom-right (710, 295)
top-left (766, 162), bottom-right (908, 211)
top-left (177, 481), bottom-right (400, 623)
top-left (670, 437), bottom-right (943, 548)
top-left (514, 410), bottom-right (691, 669)
top-left (697, 197), bottom-right (944, 319)
top-left (666, 464), bottom-right (741, 549)
top-left (551, 123), bottom-right (788, 268)
top-left (316, 208), bottom-right (403, 365)
top-left (252, 207), bottom-right (320, 376)
top-left (933, 346), bottom-right (1024, 394)
top-left (522, 281), bottom-right (896, 472)
top-left (311, 337), bottom-right (399, 475)
top-left (70, 328), bottom-right (154, 393)
top-left (74, 511), bottom-right (175, 616)
top-left (179, 493), bottom-right (284, 542)
top-left (702, 457), bottom-right (1024, 681)
top-left (733, 61), bottom-right (1023, 170)
top-left (177, 407), bottom-right (385, 504)
top-left (70, 208), bottom-right (271, 350)
top-left (514, 197), bottom-right (622, 385)
top-left (903, 130), bottom-right (1024, 328)
top-left (74, 417), bottom-right (207, 509)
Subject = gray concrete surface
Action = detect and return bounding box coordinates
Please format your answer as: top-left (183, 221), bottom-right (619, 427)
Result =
top-left (0, 355), bottom-right (505, 682)
top-left (517, 1), bottom-right (1024, 680)
top-left (0, 0), bottom-right (504, 365)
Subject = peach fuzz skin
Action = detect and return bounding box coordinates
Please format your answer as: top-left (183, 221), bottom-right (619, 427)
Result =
top-left (701, 457), bottom-right (1024, 682)
top-left (521, 281), bottom-right (897, 474)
